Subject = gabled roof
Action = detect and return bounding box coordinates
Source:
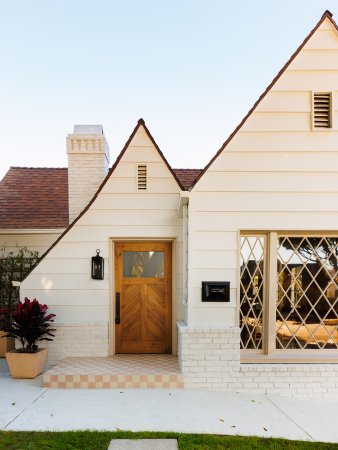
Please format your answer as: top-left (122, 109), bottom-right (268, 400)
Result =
top-left (0, 167), bottom-right (68, 229)
top-left (0, 121), bottom-right (202, 230)
top-left (190, 10), bottom-right (338, 190)
top-left (20, 119), bottom-right (201, 279)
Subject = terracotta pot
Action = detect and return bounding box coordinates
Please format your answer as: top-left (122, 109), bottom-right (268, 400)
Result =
top-left (0, 331), bottom-right (15, 357)
top-left (5, 348), bottom-right (48, 379)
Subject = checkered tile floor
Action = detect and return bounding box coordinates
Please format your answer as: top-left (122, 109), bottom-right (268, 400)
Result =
top-left (43, 355), bottom-right (184, 389)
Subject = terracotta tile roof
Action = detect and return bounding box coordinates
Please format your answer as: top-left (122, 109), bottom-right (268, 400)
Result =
top-left (0, 165), bottom-right (201, 230)
top-left (0, 167), bottom-right (69, 229)
top-left (173, 169), bottom-right (202, 190)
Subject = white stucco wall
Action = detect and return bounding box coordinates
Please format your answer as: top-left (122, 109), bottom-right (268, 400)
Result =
top-left (188, 17), bottom-right (338, 327)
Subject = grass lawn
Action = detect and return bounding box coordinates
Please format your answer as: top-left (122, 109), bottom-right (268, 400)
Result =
top-left (0, 431), bottom-right (337, 450)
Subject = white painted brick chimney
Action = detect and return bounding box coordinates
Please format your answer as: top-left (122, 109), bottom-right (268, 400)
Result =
top-left (67, 125), bottom-right (110, 222)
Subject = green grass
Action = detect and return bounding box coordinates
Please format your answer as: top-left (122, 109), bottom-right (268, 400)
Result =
top-left (0, 431), bottom-right (337, 450)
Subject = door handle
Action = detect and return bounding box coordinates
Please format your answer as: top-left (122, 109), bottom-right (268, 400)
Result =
top-left (115, 292), bottom-right (120, 324)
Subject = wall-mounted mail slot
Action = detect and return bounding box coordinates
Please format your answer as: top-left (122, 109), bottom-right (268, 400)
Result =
top-left (202, 281), bottom-right (230, 302)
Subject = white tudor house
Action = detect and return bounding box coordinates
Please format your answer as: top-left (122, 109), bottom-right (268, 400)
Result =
top-left (1, 10), bottom-right (338, 397)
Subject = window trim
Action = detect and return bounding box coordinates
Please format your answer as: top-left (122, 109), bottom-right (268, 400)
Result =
top-left (240, 231), bottom-right (338, 362)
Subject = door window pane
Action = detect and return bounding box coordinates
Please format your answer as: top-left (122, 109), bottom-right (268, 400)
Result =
top-left (123, 251), bottom-right (164, 278)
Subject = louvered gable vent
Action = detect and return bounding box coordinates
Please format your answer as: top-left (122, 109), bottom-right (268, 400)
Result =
top-left (137, 165), bottom-right (147, 190)
top-left (313, 93), bottom-right (331, 129)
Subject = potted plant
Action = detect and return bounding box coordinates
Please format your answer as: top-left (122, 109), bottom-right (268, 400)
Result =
top-left (0, 245), bottom-right (39, 357)
top-left (0, 297), bottom-right (56, 378)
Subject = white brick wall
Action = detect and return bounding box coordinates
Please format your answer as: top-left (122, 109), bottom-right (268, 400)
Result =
top-left (237, 364), bottom-right (338, 399)
top-left (37, 322), bottom-right (109, 366)
top-left (177, 321), bottom-right (240, 389)
top-left (177, 321), bottom-right (338, 398)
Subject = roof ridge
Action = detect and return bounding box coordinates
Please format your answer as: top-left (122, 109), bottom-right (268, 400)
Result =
top-left (10, 166), bottom-right (67, 170)
top-left (21, 119), bottom-right (186, 280)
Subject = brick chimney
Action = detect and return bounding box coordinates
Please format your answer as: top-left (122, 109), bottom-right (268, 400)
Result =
top-left (67, 125), bottom-right (110, 222)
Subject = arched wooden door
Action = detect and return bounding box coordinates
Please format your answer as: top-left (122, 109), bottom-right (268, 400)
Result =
top-left (114, 242), bottom-right (172, 353)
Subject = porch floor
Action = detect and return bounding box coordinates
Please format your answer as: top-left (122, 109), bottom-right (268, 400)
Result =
top-left (43, 354), bottom-right (184, 389)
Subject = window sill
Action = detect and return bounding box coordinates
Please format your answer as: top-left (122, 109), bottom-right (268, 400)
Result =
top-left (241, 353), bottom-right (338, 364)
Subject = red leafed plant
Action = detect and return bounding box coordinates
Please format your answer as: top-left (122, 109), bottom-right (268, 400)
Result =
top-left (0, 297), bottom-right (56, 353)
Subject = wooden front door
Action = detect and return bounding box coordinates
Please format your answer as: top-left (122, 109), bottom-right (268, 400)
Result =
top-left (114, 242), bottom-right (172, 354)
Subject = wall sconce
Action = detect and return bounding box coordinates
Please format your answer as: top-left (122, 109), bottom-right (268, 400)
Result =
top-left (91, 249), bottom-right (104, 280)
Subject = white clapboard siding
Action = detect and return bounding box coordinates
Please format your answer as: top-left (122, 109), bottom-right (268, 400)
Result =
top-left (0, 233), bottom-right (62, 256)
top-left (273, 71), bottom-right (338, 91)
top-left (121, 146), bottom-right (163, 162)
top-left (128, 129), bottom-right (154, 147)
top-left (240, 112), bottom-right (310, 132)
top-left (91, 193), bottom-right (179, 210)
top-left (33, 258), bottom-right (92, 274)
top-left (288, 50), bottom-right (338, 71)
top-left (255, 91), bottom-right (310, 112)
top-left (203, 151), bottom-right (338, 172)
top-left (188, 306), bottom-right (236, 326)
top-left (101, 177), bottom-right (179, 194)
top-left (192, 231), bottom-right (238, 251)
top-left (192, 211), bottom-right (338, 231)
top-left (194, 192), bottom-right (338, 212)
top-left (304, 29), bottom-right (338, 50)
top-left (194, 172), bottom-right (338, 193)
top-left (44, 241), bottom-right (109, 257)
top-left (77, 209), bottom-right (179, 227)
top-left (21, 289), bottom-right (108, 306)
top-left (227, 131), bottom-right (338, 152)
top-left (191, 250), bottom-right (237, 269)
top-left (43, 305), bottom-right (109, 323)
top-left (23, 274), bottom-right (110, 291)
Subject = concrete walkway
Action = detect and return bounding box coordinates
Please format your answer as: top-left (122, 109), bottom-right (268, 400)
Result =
top-left (1, 360), bottom-right (338, 443)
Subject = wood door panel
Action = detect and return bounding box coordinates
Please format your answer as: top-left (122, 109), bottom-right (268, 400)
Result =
top-left (146, 285), bottom-right (165, 340)
top-left (115, 242), bottom-right (172, 354)
top-left (121, 285), bottom-right (141, 341)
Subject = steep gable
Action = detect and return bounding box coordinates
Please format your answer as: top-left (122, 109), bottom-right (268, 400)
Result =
top-left (192, 10), bottom-right (338, 189)
top-left (22, 119), bottom-right (184, 280)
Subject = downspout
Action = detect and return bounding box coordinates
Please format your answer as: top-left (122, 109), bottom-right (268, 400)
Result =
top-left (178, 192), bottom-right (189, 308)
top-left (182, 203), bottom-right (188, 305)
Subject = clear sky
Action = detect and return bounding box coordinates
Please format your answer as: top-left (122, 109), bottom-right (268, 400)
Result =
top-left (0, 1), bottom-right (337, 180)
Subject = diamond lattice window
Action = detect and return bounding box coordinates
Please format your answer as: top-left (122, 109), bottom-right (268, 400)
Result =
top-left (240, 233), bottom-right (338, 355)
top-left (240, 236), bottom-right (265, 350)
top-left (277, 237), bottom-right (338, 349)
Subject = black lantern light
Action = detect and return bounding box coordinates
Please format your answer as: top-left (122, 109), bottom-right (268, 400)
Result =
top-left (91, 249), bottom-right (104, 280)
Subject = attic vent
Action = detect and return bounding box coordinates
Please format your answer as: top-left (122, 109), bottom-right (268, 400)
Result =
top-left (313, 93), bottom-right (331, 129)
top-left (137, 165), bottom-right (147, 190)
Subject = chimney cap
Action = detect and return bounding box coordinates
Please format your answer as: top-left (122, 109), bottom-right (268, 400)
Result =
top-left (73, 125), bottom-right (103, 134)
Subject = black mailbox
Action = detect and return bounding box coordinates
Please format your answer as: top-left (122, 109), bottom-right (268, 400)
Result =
top-left (202, 281), bottom-right (230, 302)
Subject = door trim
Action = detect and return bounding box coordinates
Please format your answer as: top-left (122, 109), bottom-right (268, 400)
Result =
top-left (109, 239), bottom-right (176, 355)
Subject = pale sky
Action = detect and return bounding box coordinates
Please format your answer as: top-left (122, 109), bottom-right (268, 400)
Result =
top-left (0, 1), bottom-right (337, 180)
